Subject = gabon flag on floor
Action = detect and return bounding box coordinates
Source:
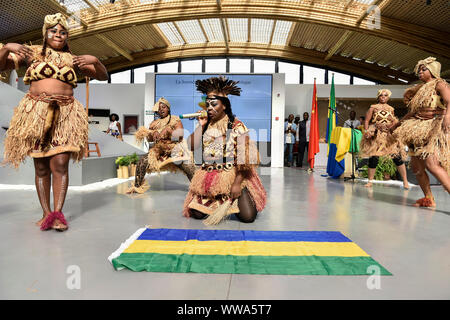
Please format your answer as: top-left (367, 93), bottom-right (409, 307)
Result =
top-left (108, 228), bottom-right (391, 275)
top-left (308, 78), bottom-right (320, 169)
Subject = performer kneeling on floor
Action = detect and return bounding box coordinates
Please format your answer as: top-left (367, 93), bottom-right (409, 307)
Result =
top-left (183, 76), bottom-right (267, 225)
top-left (127, 97), bottom-right (196, 194)
top-left (0, 13), bottom-right (108, 231)
top-left (391, 57), bottom-right (450, 208)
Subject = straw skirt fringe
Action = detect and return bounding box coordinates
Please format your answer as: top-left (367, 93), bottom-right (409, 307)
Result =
top-left (3, 93), bottom-right (88, 168)
top-left (394, 117), bottom-right (449, 174)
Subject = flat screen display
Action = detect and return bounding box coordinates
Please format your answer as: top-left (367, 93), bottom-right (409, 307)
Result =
top-left (155, 74), bottom-right (272, 142)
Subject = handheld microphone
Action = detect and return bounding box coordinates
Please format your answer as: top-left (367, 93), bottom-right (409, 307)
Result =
top-left (179, 110), bottom-right (208, 119)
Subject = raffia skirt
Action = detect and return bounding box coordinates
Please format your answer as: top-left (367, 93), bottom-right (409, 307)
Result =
top-left (393, 116), bottom-right (449, 174)
top-left (182, 166), bottom-right (267, 217)
top-left (3, 93), bottom-right (88, 168)
top-left (146, 140), bottom-right (193, 174)
top-left (359, 124), bottom-right (407, 160)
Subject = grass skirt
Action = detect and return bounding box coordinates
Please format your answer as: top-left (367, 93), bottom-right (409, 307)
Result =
top-left (182, 167), bottom-right (266, 217)
top-left (394, 116), bottom-right (449, 174)
top-left (359, 124), bottom-right (407, 160)
top-left (3, 93), bottom-right (88, 168)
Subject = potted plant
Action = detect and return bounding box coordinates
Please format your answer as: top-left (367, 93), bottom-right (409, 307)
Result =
top-left (115, 156), bottom-right (130, 179)
top-left (115, 157), bottom-right (124, 178)
top-left (359, 156), bottom-right (398, 181)
top-left (129, 153), bottom-right (139, 177)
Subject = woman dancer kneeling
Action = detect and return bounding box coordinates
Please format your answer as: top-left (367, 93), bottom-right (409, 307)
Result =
top-left (127, 97), bottom-right (195, 194)
top-left (183, 76), bottom-right (266, 224)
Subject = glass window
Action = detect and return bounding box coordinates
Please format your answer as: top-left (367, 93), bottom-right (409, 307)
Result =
top-left (89, 79), bottom-right (108, 84)
top-left (353, 76), bottom-right (376, 85)
top-left (157, 61), bottom-right (179, 73)
top-left (205, 59), bottom-right (226, 73)
top-left (279, 62), bottom-right (300, 84)
top-left (134, 65), bottom-right (155, 84)
top-left (110, 70), bottom-right (131, 84)
top-left (328, 71), bottom-right (350, 84)
top-left (303, 65), bottom-right (325, 84)
top-left (229, 58), bottom-right (251, 73)
top-left (181, 60), bottom-right (202, 73)
top-left (254, 59), bottom-right (275, 73)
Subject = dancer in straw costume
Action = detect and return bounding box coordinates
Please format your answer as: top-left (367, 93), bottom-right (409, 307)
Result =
top-left (391, 57), bottom-right (450, 207)
top-left (182, 76), bottom-right (267, 225)
top-left (0, 13), bottom-right (108, 231)
top-left (126, 97), bottom-right (196, 194)
top-left (360, 89), bottom-right (409, 189)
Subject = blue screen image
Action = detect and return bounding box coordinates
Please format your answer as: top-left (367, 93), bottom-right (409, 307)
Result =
top-left (155, 74), bottom-right (272, 142)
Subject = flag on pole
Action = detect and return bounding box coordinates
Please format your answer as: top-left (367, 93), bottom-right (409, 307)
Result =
top-left (308, 78), bottom-right (319, 169)
top-left (325, 74), bottom-right (338, 149)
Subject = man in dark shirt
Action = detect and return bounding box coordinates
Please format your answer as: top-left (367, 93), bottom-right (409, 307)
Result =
top-left (296, 112), bottom-right (310, 167)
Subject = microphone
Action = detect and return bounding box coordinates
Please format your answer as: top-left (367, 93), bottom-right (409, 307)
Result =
top-left (179, 110), bottom-right (208, 119)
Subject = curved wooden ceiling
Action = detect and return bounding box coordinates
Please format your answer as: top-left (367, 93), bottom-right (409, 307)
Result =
top-left (1, 0), bottom-right (449, 84)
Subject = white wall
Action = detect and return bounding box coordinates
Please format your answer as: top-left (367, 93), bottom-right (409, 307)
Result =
top-left (73, 83), bottom-right (146, 150)
top-left (285, 84), bottom-right (409, 117)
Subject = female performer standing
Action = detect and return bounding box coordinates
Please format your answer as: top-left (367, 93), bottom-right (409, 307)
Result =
top-left (106, 113), bottom-right (123, 141)
top-left (182, 76), bottom-right (266, 224)
top-left (360, 89), bottom-right (409, 189)
top-left (0, 13), bottom-right (108, 231)
top-left (391, 57), bottom-right (450, 207)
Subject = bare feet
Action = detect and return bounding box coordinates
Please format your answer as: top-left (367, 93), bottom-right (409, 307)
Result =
top-left (413, 197), bottom-right (436, 208)
top-left (36, 213), bottom-right (50, 227)
top-left (402, 182), bottom-right (410, 190)
top-left (364, 182), bottom-right (373, 188)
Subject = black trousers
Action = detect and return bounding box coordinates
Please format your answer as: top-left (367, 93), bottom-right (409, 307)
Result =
top-left (297, 141), bottom-right (308, 167)
top-left (368, 156), bottom-right (403, 169)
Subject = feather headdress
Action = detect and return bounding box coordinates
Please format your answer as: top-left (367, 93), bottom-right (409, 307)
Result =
top-left (195, 76), bottom-right (242, 97)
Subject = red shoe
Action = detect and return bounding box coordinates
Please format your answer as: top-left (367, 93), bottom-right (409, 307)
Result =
top-left (40, 211), bottom-right (57, 231)
top-left (52, 211), bottom-right (68, 231)
top-left (39, 211), bottom-right (68, 231)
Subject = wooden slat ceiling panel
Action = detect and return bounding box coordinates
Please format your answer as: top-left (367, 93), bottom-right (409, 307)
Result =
top-left (69, 36), bottom-right (120, 60)
top-left (100, 24), bottom-right (166, 53)
top-left (381, 0), bottom-right (450, 33)
top-left (290, 22), bottom-right (347, 52)
top-left (0, 1), bottom-right (57, 39)
top-left (337, 31), bottom-right (450, 74)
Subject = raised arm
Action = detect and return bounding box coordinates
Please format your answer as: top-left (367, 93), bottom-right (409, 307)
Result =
top-left (0, 43), bottom-right (33, 72)
top-left (187, 114), bottom-right (207, 151)
top-left (436, 81), bottom-right (450, 133)
top-left (364, 107), bottom-right (374, 131)
top-left (73, 55), bottom-right (108, 81)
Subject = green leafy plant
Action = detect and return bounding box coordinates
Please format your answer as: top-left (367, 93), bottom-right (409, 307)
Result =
top-left (129, 153), bottom-right (139, 165)
top-left (359, 156), bottom-right (398, 180)
top-left (115, 156), bottom-right (130, 167)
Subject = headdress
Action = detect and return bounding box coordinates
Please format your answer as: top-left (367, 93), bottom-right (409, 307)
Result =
top-left (42, 13), bottom-right (69, 37)
top-left (152, 97), bottom-right (171, 112)
top-left (414, 57), bottom-right (441, 79)
top-left (377, 89), bottom-right (392, 98)
top-left (195, 76), bottom-right (241, 97)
